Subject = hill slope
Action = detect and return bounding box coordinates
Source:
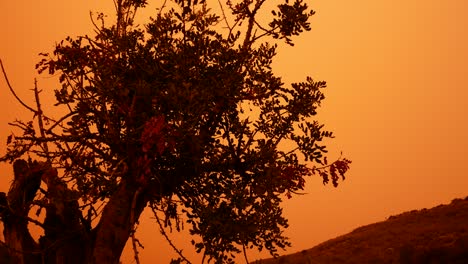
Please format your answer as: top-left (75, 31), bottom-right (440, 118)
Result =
top-left (254, 196), bottom-right (468, 264)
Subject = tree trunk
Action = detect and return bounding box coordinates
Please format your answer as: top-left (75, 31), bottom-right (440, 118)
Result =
top-left (91, 177), bottom-right (148, 264)
top-left (1, 160), bottom-right (42, 264)
top-left (40, 164), bottom-right (88, 264)
top-left (0, 159), bottom-right (148, 264)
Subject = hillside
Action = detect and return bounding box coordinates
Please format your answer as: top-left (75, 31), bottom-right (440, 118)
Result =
top-left (254, 196), bottom-right (468, 264)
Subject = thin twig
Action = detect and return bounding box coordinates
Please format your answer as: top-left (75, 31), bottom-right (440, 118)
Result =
top-left (89, 11), bottom-right (105, 35)
top-left (0, 59), bottom-right (37, 113)
top-left (157, 0), bottom-right (168, 17)
top-left (217, 0), bottom-right (231, 30)
top-left (151, 205), bottom-right (192, 264)
top-left (45, 111), bottom-right (77, 133)
top-left (130, 187), bottom-right (142, 264)
top-left (243, 244), bottom-right (250, 264)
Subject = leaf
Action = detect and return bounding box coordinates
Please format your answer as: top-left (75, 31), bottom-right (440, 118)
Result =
top-left (1, 1), bottom-right (351, 262)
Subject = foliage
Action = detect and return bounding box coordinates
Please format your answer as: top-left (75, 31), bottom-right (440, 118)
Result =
top-left (2, 0), bottom-right (350, 262)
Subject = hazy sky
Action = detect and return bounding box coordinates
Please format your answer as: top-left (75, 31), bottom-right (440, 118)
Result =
top-left (1, 0), bottom-right (468, 263)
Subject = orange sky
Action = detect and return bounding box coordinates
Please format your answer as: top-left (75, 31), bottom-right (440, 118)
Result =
top-left (1, 0), bottom-right (468, 263)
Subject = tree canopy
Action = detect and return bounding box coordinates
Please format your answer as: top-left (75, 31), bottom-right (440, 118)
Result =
top-left (0, 0), bottom-right (350, 263)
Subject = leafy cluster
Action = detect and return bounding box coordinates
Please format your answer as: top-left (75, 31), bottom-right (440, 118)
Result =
top-left (3, 0), bottom-right (350, 262)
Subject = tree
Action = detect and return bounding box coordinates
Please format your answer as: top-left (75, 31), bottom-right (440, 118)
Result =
top-left (0, 0), bottom-right (351, 263)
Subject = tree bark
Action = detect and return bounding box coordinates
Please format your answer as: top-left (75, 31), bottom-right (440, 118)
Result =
top-left (1, 160), bottom-right (42, 264)
top-left (0, 159), bottom-right (150, 264)
top-left (0, 160), bottom-right (88, 264)
top-left (91, 178), bottom-right (148, 264)
top-left (40, 165), bottom-right (88, 264)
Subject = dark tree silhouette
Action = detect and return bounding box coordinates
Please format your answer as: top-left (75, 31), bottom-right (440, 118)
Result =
top-left (0, 0), bottom-right (350, 263)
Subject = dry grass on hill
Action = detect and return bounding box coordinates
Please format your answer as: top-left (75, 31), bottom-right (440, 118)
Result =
top-left (254, 196), bottom-right (468, 264)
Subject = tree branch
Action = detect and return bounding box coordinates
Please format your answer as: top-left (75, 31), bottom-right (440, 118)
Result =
top-left (0, 59), bottom-right (37, 113)
top-left (241, 0), bottom-right (266, 50)
top-left (33, 79), bottom-right (51, 161)
top-left (242, 244), bottom-right (250, 264)
top-left (217, 0), bottom-right (231, 30)
top-left (130, 188), bottom-right (143, 264)
top-left (151, 205), bottom-right (192, 264)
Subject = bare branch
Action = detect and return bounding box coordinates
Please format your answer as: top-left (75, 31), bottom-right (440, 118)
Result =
top-left (242, 244), bottom-right (250, 264)
top-left (157, 0), bottom-right (168, 17)
top-left (45, 111), bottom-right (77, 133)
top-left (33, 79), bottom-right (51, 162)
top-left (217, 0), bottom-right (231, 30)
top-left (150, 204), bottom-right (192, 264)
top-left (130, 187), bottom-right (143, 264)
top-left (0, 59), bottom-right (37, 113)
